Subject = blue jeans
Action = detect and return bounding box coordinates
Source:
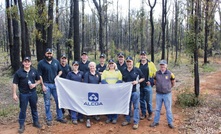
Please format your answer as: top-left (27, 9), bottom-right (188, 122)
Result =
top-left (70, 110), bottom-right (83, 121)
top-left (125, 92), bottom-right (140, 124)
top-left (43, 83), bottom-right (63, 121)
top-left (19, 91), bottom-right (39, 126)
top-left (140, 85), bottom-right (153, 115)
top-left (107, 114), bottom-right (118, 120)
top-left (153, 93), bottom-right (173, 124)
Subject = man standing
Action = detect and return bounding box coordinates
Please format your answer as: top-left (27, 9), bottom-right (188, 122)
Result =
top-left (12, 57), bottom-right (41, 133)
top-left (150, 60), bottom-right (175, 129)
top-left (60, 54), bottom-right (71, 79)
top-left (116, 52), bottom-right (127, 73)
top-left (38, 48), bottom-right (67, 126)
top-left (79, 52), bottom-right (90, 74)
top-left (121, 56), bottom-right (144, 130)
top-left (59, 54), bottom-right (71, 114)
top-left (135, 51), bottom-right (157, 121)
top-left (96, 53), bottom-right (106, 75)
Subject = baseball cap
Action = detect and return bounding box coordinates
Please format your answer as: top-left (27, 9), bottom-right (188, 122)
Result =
top-left (72, 61), bottom-right (79, 65)
top-left (126, 56), bottom-right (133, 61)
top-left (100, 53), bottom-right (106, 58)
top-left (140, 51), bottom-right (147, 55)
top-left (45, 48), bottom-right (53, 54)
top-left (117, 52), bottom-right (124, 57)
top-left (23, 56), bottom-right (31, 61)
top-left (61, 54), bottom-right (67, 59)
top-left (159, 60), bottom-right (167, 65)
top-left (108, 59), bottom-right (115, 63)
top-left (81, 52), bottom-right (87, 55)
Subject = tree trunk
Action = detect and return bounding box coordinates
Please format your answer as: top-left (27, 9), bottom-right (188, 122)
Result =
top-left (74, 0), bottom-right (80, 61)
top-left (47, 0), bottom-right (54, 48)
top-left (161, 0), bottom-right (167, 60)
top-left (140, 0), bottom-right (145, 51)
top-left (24, 22), bottom-right (31, 57)
top-left (56, 0), bottom-right (61, 59)
top-left (174, 0), bottom-right (178, 65)
top-left (81, 0), bottom-right (85, 53)
top-left (35, 0), bottom-right (45, 61)
top-left (128, 0), bottom-right (131, 52)
top-left (148, 0), bottom-right (156, 62)
top-left (204, 0), bottom-right (209, 64)
top-left (194, 0), bottom-right (200, 97)
top-left (18, 0), bottom-right (27, 58)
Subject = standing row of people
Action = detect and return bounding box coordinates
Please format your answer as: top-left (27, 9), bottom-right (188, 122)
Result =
top-left (12, 48), bottom-right (175, 133)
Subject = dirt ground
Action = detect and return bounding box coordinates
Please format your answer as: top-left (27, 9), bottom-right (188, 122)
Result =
top-left (0, 58), bottom-right (221, 134)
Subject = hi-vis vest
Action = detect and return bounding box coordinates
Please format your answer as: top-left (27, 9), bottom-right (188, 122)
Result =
top-left (135, 60), bottom-right (157, 78)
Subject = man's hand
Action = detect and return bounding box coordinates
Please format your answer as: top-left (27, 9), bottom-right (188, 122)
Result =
top-left (29, 84), bottom-right (36, 89)
top-left (132, 81), bottom-right (138, 85)
top-left (13, 94), bottom-right (18, 102)
top-left (146, 81), bottom-right (151, 86)
top-left (42, 84), bottom-right (47, 92)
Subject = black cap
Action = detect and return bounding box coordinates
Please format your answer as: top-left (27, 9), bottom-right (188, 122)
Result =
top-left (108, 59), bottom-right (115, 63)
top-left (117, 52), bottom-right (124, 57)
top-left (126, 56), bottom-right (133, 61)
top-left (100, 53), bottom-right (106, 58)
top-left (159, 60), bottom-right (167, 65)
top-left (45, 48), bottom-right (53, 54)
top-left (140, 51), bottom-right (146, 55)
top-left (81, 52), bottom-right (87, 55)
top-left (72, 61), bottom-right (79, 65)
top-left (61, 54), bottom-right (67, 58)
top-left (23, 56), bottom-right (31, 61)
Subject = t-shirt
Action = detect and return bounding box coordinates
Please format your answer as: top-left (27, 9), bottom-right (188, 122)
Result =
top-left (116, 62), bottom-right (127, 73)
top-left (60, 64), bottom-right (71, 78)
top-left (96, 64), bottom-right (106, 73)
top-left (66, 71), bottom-right (84, 82)
top-left (101, 70), bottom-right (122, 84)
top-left (83, 71), bottom-right (101, 84)
top-left (79, 60), bottom-right (90, 74)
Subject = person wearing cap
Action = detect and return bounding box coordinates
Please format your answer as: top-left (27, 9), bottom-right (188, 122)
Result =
top-left (96, 53), bottom-right (107, 75)
top-left (135, 51), bottom-right (157, 121)
top-left (38, 48), bottom-right (67, 126)
top-left (66, 61), bottom-right (84, 125)
top-left (101, 59), bottom-right (122, 124)
top-left (150, 60), bottom-right (175, 129)
top-left (121, 56), bottom-right (145, 130)
top-left (12, 57), bottom-right (42, 133)
top-left (59, 54), bottom-right (71, 115)
top-left (83, 62), bottom-right (101, 128)
top-left (79, 52), bottom-right (90, 74)
top-left (116, 52), bottom-right (127, 73)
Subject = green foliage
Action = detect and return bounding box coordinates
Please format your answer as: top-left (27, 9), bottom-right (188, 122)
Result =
top-left (176, 87), bottom-right (203, 107)
top-left (201, 64), bottom-right (215, 72)
top-left (0, 105), bottom-right (19, 117)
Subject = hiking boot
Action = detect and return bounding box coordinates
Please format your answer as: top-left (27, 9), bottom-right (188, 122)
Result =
top-left (150, 122), bottom-right (159, 127)
top-left (33, 122), bottom-right (42, 128)
top-left (105, 119), bottom-right (111, 124)
top-left (79, 118), bottom-right (84, 123)
top-left (140, 115), bottom-right (146, 120)
top-left (86, 119), bottom-right (91, 128)
top-left (94, 115), bottom-right (100, 121)
top-left (112, 119), bottom-right (117, 124)
top-left (147, 114), bottom-right (152, 121)
top-left (133, 124), bottom-right (139, 130)
top-left (72, 120), bottom-right (78, 125)
top-left (46, 120), bottom-right (52, 126)
top-left (121, 121), bottom-right (130, 126)
top-left (18, 125), bottom-right (25, 133)
top-left (57, 119), bottom-right (67, 124)
top-left (168, 124), bottom-right (174, 129)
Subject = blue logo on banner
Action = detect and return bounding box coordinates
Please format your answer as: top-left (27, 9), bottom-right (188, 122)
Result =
top-left (88, 92), bottom-right (99, 102)
top-left (84, 92), bottom-right (103, 106)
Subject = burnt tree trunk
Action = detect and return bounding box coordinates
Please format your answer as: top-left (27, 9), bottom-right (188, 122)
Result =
top-left (73, 0), bottom-right (80, 61)
top-left (47, 0), bottom-right (54, 48)
top-left (161, 0), bottom-right (167, 60)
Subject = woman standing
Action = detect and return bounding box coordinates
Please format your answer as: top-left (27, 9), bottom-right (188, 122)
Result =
top-left (83, 62), bottom-right (101, 128)
top-left (101, 59), bottom-right (122, 124)
top-left (66, 61), bottom-right (84, 125)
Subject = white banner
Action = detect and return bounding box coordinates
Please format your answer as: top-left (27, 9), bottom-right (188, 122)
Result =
top-left (55, 77), bottom-right (133, 116)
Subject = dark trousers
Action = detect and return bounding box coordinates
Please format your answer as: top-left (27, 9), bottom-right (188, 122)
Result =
top-left (19, 91), bottom-right (39, 126)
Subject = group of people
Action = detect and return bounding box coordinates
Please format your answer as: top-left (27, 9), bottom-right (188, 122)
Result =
top-left (12, 48), bottom-right (175, 133)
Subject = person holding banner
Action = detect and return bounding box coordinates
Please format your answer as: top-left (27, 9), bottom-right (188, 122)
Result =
top-left (66, 61), bottom-right (84, 125)
top-left (101, 59), bottom-right (122, 124)
top-left (121, 56), bottom-right (145, 130)
top-left (83, 62), bottom-right (101, 128)
top-left (38, 48), bottom-right (67, 126)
